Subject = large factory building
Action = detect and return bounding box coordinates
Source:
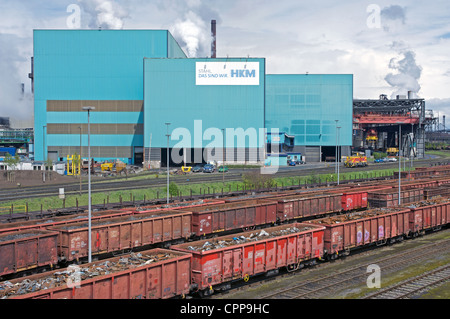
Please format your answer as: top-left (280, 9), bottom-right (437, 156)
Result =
top-left (33, 29), bottom-right (353, 166)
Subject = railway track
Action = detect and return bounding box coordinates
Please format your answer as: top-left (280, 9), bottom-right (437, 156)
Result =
top-left (0, 159), bottom-right (443, 202)
top-left (362, 264), bottom-right (450, 299)
top-left (260, 238), bottom-right (450, 299)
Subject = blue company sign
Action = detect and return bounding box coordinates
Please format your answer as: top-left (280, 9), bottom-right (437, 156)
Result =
top-left (196, 62), bottom-right (260, 85)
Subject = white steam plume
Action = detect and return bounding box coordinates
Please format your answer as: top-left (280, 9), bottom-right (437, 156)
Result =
top-left (170, 11), bottom-right (208, 57)
top-left (0, 33), bottom-right (33, 128)
top-left (385, 50), bottom-right (422, 98)
top-left (161, 0), bottom-right (220, 58)
top-left (78, 0), bottom-right (128, 29)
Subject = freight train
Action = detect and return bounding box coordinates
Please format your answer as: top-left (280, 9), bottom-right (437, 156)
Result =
top-left (1, 169), bottom-right (450, 299)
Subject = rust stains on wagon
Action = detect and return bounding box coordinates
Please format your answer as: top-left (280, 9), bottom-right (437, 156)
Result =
top-left (171, 223), bottom-right (325, 295)
top-left (2, 248), bottom-right (192, 299)
top-left (48, 210), bottom-right (193, 261)
top-left (307, 207), bottom-right (412, 258)
top-left (0, 229), bottom-right (58, 277)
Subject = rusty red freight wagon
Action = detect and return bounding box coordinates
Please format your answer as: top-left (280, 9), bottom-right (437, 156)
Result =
top-left (0, 209), bottom-right (136, 235)
top-left (273, 193), bottom-right (342, 221)
top-left (423, 185), bottom-right (450, 200)
top-left (0, 229), bottom-right (58, 277)
top-left (338, 186), bottom-right (392, 211)
top-left (121, 198), bottom-right (225, 212)
top-left (180, 200), bottom-right (278, 237)
top-left (171, 223), bottom-right (325, 295)
top-left (2, 248), bottom-right (192, 299)
top-left (48, 210), bottom-right (192, 261)
top-left (407, 197), bottom-right (450, 235)
top-left (307, 207), bottom-right (411, 259)
top-left (367, 188), bottom-right (424, 208)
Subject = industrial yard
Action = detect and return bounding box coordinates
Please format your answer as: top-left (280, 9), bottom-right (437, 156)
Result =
top-left (1, 1), bottom-right (450, 308)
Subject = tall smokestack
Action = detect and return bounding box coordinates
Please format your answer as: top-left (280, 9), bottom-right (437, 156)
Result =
top-left (408, 91), bottom-right (414, 99)
top-left (211, 19), bottom-right (216, 58)
top-left (28, 57), bottom-right (34, 94)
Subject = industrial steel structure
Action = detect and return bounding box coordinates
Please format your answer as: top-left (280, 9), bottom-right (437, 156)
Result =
top-left (353, 94), bottom-right (432, 159)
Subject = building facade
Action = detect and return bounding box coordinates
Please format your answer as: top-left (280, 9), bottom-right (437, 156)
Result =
top-left (34, 29), bottom-right (186, 163)
top-left (143, 57), bottom-right (266, 167)
top-left (33, 30), bottom-right (353, 166)
top-left (265, 74), bottom-right (353, 162)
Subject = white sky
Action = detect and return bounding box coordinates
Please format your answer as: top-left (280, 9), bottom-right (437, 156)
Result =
top-left (0, 0), bottom-right (449, 127)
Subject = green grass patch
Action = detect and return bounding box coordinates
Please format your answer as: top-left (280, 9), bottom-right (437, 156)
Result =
top-left (0, 167), bottom-right (398, 215)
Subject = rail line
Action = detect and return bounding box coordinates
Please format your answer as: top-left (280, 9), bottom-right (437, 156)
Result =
top-left (260, 237), bottom-right (450, 299)
top-left (362, 264), bottom-right (450, 299)
top-left (0, 159), bottom-right (428, 202)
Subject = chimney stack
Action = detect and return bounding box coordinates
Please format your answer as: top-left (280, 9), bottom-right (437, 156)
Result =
top-left (211, 20), bottom-right (216, 58)
top-left (28, 57), bottom-right (34, 94)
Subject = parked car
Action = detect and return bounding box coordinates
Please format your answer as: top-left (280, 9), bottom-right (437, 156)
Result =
top-left (296, 159), bottom-right (304, 165)
top-left (289, 160), bottom-right (296, 166)
top-left (374, 158), bottom-right (384, 163)
top-left (203, 164), bottom-right (215, 173)
top-left (218, 165), bottom-right (228, 173)
top-left (386, 157), bottom-right (398, 162)
top-left (192, 165), bottom-right (203, 173)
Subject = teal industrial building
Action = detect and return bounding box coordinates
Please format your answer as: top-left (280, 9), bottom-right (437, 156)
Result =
top-left (32, 29), bottom-right (353, 167)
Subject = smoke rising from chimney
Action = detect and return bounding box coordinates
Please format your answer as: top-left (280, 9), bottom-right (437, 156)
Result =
top-left (385, 49), bottom-right (422, 98)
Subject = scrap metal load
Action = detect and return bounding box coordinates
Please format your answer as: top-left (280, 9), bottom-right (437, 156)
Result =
top-left (1, 249), bottom-right (191, 299)
top-left (183, 225), bottom-right (310, 252)
top-left (172, 223), bottom-right (325, 294)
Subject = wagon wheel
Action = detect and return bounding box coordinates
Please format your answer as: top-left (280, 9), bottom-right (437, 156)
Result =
top-left (243, 274), bottom-right (250, 282)
top-left (286, 263), bottom-right (299, 273)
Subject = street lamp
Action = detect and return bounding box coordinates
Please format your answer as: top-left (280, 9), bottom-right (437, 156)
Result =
top-left (42, 125), bottom-right (47, 162)
top-left (79, 126), bottom-right (82, 196)
top-left (337, 126), bottom-right (341, 185)
top-left (42, 125), bottom-right (47, 182)
top-left (82, 106), bottom-right (95, 263)
top-left (334, 120), bottom-right (339, 174)
top-left (398, 124), bottom-right (402, 206)
top-left (165, 123), bottom-right (171, 205)
top-left (221, 128), bottom-right (225, 184)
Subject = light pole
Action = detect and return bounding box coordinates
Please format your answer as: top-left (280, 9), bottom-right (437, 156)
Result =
top-left (337, 126), bottom-right (341, 185)
top-left (79, 126), bottom-right (82, 196)
top-left (398, 124), bottom-right (402, 206)
top-left (82, 106), bottom-right (95, 263)
top-left (335, 120), bottom-right (338, 175)
top-left (42, 125), bottom-right (47, 162)
top-left (42, 125), bottom-right (47, 182)
top-left (222, 128), bottom-right (225, 184)
top-left (165, 123), bottom-right (171, 205)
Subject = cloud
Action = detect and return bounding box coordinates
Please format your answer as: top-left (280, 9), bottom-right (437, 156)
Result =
top-left (381, 5), bottom-right (406, 23)
top-left (78, 0), bottom-right (129, 29)
top-left (426, 98), bottom-right (450, 122)
top-left (380, 5), bottom-right (407, 33)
